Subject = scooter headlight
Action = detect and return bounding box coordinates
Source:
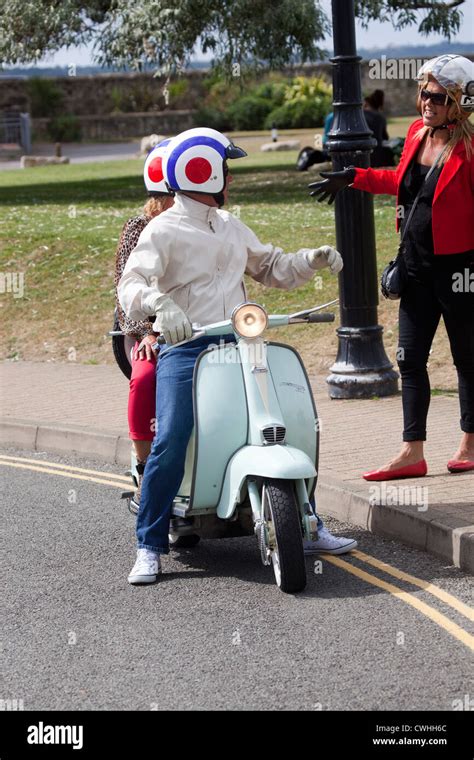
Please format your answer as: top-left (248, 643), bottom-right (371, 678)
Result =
top-left (232, 303), bottom-right (268, 338)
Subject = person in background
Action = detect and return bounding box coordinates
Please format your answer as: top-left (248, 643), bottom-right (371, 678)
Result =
top-left (322, 111), bottom-right (334, 150)
top-left (296, 111), bottom-right (333, 171)
top-left (363, 89), bottom-right (394, 167)
top-left (309, 55), bottom-right (474, 480)
top-left (114, 140), bottom-right (174, 512)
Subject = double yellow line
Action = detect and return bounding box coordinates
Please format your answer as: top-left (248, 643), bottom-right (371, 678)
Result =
top-left (0, 453), bottom-right (130, 490)
top-left (1, 453), bottom-right (472, 650)
top-left (325, 552), bottom-right (473, 651)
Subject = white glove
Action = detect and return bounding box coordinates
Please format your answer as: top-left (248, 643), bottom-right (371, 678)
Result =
top-left (307, 246), bottom-right (343, 275)
top-left (153, 295), bottom-right (192, 345)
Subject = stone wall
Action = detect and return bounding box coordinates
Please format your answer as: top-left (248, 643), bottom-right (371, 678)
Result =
top-left (2, 53), bottom-right (472, 141)
top-left (31, 109), bottom-right (196, 141)
top-left (0, 71), bottom-right (206, 116)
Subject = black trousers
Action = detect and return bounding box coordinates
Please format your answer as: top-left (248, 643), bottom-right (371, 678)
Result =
top-left (397, 254), bottom-right (474, 441)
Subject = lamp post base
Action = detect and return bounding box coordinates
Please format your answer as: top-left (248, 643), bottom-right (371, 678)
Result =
top-left (327, 325), bottom-right (399, 399)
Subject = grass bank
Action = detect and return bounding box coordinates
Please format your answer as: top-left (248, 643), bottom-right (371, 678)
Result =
top-left (0, 119), bottom-right (456, 389)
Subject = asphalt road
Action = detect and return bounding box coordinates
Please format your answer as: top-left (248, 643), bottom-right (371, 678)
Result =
top-left (1, 446), bottom-right (473, 712)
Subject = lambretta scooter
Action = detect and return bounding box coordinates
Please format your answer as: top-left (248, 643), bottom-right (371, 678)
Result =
top-left (113, 299), bottom-right (337, 594)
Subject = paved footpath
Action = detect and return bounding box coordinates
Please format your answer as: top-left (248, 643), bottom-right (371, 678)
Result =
top-left (1, 360), bottom-right (473, 572)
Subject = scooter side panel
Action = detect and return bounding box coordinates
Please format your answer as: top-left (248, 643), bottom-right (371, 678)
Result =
top-left (217, 445), bottom-right (316, 519)
top-left (189, 344), bottom-right (248, 509)
top-left (266, 343), bottom-right (318, 495)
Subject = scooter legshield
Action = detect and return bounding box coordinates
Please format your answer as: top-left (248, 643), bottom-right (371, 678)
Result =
top-left (183, 342), bottom-right (248, 508)
top-left (216, 444), bottom-right (316, 520)
top-left (179, 340), bottom-right (319, 511)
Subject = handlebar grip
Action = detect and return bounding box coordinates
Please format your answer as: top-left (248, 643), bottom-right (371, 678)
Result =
top-left (308, 312), bottom-right (335, 323)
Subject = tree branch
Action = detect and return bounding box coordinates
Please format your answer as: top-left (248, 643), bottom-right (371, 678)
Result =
top-left (389, 0), bottom-right (464, 8)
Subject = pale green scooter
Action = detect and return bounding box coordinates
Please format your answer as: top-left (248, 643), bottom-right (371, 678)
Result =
top-left (128, 299), bottom-right (337, 594)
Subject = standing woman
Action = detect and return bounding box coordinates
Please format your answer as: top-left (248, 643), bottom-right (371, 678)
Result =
top-left (114, 140), bottom-right (174, 510)
top-left (309, 55), bottom-right (474, 479)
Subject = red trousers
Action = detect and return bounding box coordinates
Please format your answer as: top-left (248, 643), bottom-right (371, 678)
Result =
top-left (128, 341), bottom-right (157, 441)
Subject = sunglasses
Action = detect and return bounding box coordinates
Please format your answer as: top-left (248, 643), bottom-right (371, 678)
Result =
top-left (420, 89), bottom-right (449, 107)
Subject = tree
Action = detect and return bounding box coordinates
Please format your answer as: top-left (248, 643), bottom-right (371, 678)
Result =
top-left (0, 0), bottom-right (468, 73)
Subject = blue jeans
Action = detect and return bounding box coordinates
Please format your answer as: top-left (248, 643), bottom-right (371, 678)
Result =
top-left (137, 334), bottom-right (323, 553)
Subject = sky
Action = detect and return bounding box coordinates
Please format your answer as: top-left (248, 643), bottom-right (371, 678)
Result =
top-left (32, 0), bottom-right (474, 68)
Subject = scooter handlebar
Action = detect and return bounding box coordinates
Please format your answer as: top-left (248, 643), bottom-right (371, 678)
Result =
top-left (152, 309), bottom-right (336, 348)
top-left (307, 312), bottom-right (335, 323)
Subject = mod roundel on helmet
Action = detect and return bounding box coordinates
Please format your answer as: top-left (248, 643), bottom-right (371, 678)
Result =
top-left (163, 127), bottom-right (247, 195)
top-left (144, 139), bottom-right (173, 196)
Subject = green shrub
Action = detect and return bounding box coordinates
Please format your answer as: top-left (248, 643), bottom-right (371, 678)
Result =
top-left (284, 76), bottom-right (332, 105)
top-left (47, 115), bottom-right (82, 142)
top-left (252, 80), bottom-right (287, 107)
top-left (264, 98), bottom-right (327, 129)
top-left (193, 106), bottom-right (232, 131)
top-left (197, 74), bottom-right (332, 132)
top-left (264, 77), bottom-right (332, 129)
top-left (226, 96), bottom-right (273, 130)
top-left (168, 79), bottom-right (189, 99)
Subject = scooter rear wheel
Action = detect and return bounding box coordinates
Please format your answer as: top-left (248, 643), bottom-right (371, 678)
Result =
top-left (263, 479), bottom-right (306, 594)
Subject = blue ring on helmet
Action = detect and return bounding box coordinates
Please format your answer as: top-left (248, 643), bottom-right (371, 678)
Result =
top-left (166, 135), bottom-right (226, 190)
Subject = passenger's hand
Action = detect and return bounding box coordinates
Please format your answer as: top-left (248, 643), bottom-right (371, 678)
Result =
top-left (308, 167), bottom-right (356, 204)
top-left (134, 334), bottom-right (159, 361)
top-left (307, 246), bottom-right (343, 275)
top-left (153, 296), bottom-right (193, 345)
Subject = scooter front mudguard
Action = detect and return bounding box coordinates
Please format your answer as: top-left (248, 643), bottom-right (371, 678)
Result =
top-left (216, 444), bottom-right (316, 519)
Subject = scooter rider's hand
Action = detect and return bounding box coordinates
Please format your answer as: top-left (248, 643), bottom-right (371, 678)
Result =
top-left (152, 295), bottom-right (193, 345)
top-left (134, 334), bottom-right (159, 361)
top-left (308, 167), bottom-right (356, 204)
top-left (307, 246), bottom-right (343, 275)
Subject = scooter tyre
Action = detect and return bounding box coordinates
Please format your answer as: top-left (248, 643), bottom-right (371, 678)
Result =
top-left (263, 479), bottom-right (307, 594)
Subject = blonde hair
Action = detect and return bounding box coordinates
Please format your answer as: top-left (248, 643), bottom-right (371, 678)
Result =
top-left (415, 76), bottom-right (473, 163)
top-left (143, 195), bottom-right (173, 219)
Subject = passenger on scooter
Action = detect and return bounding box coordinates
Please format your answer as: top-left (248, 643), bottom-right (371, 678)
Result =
top-left (114, 140), bottom-right (174, 513)
top-left (118, 127), bottom-right (357, 584)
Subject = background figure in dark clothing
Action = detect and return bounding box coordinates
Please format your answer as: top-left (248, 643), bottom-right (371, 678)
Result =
top-left (297, 90), bottom-right (395, 171)
top-left (363, 89), bottom-right (394, 167)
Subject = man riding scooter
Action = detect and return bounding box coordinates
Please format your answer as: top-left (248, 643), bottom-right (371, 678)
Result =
top-left (118, 127), bottom-right (357, 584)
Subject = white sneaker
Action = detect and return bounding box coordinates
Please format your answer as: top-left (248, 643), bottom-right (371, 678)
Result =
top-left (128, 548), bottom-right (162, 584)
top-left (304, 527), bottom-right (357, 555)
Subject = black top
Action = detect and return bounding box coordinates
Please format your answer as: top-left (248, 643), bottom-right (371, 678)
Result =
top-left (399, 160), bottom-right (440, 281)
top-left (364, 109), bottom-right (389, 146)
top-left (399, 159), bottom-right (474, 281)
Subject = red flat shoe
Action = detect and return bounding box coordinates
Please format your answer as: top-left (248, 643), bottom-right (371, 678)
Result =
top-left (447, 460), bottom-right (474, 473)
top-left (362, 459), bottom-right (428, 481)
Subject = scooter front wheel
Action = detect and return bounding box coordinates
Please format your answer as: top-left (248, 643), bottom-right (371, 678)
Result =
top-left (262, 479), bottom-right (306, 594)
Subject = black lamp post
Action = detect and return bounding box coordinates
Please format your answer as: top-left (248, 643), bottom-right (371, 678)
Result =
top-left (325, 0), bottom-right (398, 399)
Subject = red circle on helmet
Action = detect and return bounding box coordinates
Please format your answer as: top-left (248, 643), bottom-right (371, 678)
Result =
top-left (185, 157), bottom-right (212, 184)
top-left (148, 156), bottom-right (164, 183)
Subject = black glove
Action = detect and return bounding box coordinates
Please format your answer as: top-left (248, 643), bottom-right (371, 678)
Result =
top-left (308, 167), bottom-right (356, 204)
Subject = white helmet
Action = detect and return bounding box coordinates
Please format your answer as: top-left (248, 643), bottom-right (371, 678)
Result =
top-left (162, 127), bottom-right (247, 198)
top-left (143, 139), bottom-right (173, 195)
top-left (416, 54), bottom-right (474, 111)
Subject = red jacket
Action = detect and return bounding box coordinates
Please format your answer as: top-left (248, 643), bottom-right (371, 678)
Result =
top-left (352, 118), bottom-right (474, 255)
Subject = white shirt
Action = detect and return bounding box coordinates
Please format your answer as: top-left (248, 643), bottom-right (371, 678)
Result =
top-left (118, 193), bottom-right (316, 326)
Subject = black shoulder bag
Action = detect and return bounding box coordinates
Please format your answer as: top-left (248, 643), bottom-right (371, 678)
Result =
top-left (381, 149), bottom-right (444, 300)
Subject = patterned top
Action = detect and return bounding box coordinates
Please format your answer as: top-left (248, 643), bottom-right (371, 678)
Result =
top-left (114, 215), bottom-right (156, 338)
